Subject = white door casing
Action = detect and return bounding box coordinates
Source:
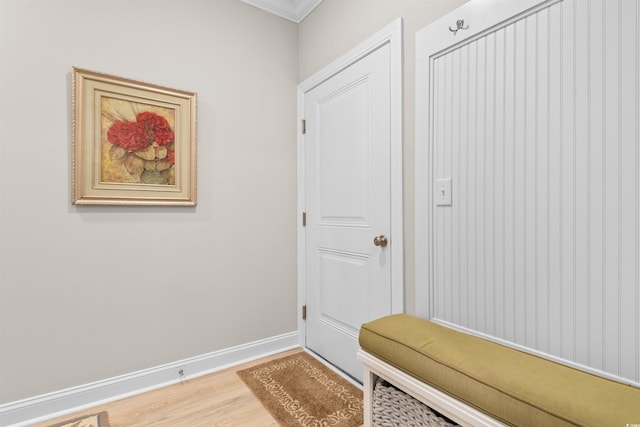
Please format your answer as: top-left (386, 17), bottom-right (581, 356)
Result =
top-left (297, 18), bottom-right (403, 381)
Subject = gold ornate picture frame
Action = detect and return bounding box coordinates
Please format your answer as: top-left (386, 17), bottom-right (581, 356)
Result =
top-left (72, 67), bottom-right (196, 206)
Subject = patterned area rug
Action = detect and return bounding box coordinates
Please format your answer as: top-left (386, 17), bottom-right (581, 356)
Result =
top-left (237, 352), bottom-right (363, 426)
top-left (48, 411), bottom-right (109, 427)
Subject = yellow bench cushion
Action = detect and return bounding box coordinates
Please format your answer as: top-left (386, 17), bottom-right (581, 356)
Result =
top-left (359, 314), bottom-right (640, 427)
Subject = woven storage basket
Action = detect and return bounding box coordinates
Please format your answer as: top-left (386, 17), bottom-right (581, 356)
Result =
top-left (372, 379), bottom-right (459, 427)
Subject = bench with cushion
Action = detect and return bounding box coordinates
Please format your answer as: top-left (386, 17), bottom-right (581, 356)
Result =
top-left (357, 314), bottom-right (640, 426)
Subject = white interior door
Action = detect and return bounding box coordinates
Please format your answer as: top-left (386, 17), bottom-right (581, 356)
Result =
top-left (298, 19), bottom-right (403, 382)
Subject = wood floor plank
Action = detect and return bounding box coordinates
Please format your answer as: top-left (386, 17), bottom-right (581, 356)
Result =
top-left (29, 348), bottom-right (303, 427)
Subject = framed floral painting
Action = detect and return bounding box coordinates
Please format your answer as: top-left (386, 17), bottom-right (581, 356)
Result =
top-left (72, 67), bottom-right (196, 205)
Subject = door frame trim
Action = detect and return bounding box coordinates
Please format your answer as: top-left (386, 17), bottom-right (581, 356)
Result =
top-left (297, 17), bottom-right (404, 348)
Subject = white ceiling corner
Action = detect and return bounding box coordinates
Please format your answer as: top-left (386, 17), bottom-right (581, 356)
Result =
top-left (241, 0), bottom-right (324, 23)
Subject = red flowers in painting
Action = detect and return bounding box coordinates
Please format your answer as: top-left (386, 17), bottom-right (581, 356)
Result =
top-left (107, 121), bottom-right (149, 151)
top-left (107, 111), bottom-right (174, 150)
top-left (136, 112), bottom-right (174, 146)
top-left (105, 110), bottom-right (175, 185)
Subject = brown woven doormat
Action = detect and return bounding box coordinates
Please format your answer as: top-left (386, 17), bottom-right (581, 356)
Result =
top-left (48, 411), bottom-right (109, 427)
top-left (237, 352), bottom-right (363, 427)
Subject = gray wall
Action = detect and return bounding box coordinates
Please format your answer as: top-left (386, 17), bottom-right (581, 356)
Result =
top-left (0, 0), bottom-right (298, 403)
top-left (0, 0), bottom-right (472, 406)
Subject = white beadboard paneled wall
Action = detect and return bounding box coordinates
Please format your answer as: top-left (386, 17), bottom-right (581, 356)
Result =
top-left (424, 0), bottom-right (639, 385)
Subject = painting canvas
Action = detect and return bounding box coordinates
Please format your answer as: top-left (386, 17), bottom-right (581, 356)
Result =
top-left (72, 68), bottom-right (196, 205)
top-left (101, 99), bottom-right (176, 185)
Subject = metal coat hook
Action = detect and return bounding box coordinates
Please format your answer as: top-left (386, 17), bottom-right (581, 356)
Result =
top-left (449, 19), bottom-right (469, 35)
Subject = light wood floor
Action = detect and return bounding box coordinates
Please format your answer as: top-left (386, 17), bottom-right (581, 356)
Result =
top-left (30, 348), bottom-right (305, 427)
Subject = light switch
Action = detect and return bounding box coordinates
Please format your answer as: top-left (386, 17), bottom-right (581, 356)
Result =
top-left (436, 178), bottom-right (452, 206)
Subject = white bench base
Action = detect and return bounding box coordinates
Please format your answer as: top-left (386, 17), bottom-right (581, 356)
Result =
top-left (357, 349), bottom-right (508, 427)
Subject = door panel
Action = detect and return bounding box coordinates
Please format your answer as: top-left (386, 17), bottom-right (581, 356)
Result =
top-left (319, 249), bottom-right (367, 331)
top-left (317, 79), bottom-right (369, 224)
top-left (305, 43), bottom-right (391, 381)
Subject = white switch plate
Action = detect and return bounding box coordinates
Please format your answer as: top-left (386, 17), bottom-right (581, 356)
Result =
top-left (436, 178), bottom-right (452, 206)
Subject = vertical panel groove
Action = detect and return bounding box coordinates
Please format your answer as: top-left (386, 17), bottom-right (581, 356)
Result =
top-left (456, 47), bottom-right (461, 325)
top-left (448, 51), bottom-right (454, 321)
top-left (546, 8), bottom-right (552, 353)
top-left (501, 31), bottom-right (507, 340)
top-left (617, 1), bottom-right (623, 375)
top-left (512, 25), bottom-right (518, 342)
top-left (465, 44), bottom-right (470, 326)
top-left (534, 12), bottom-right (540, 349)
top-left (483, 35), bottom-right (489, 333)
top-left (492, 31), bottom-right (498, 337)
top-left (571, 2), bottom-right (578, 360)
top-left (493, 30), bottom-right (498, 335)
top-left (586, 0), bottom-right (592, 366)
top-left (636, 0), bottom-right (640, 383)
top-left (558, 1), bottom-right (565, 357)
top-left (524, 16), bottom-right (530, 346)
top-left (474, 39), bottom-right (479, 330)
top-left (601, 0), bottom-right (607, 371)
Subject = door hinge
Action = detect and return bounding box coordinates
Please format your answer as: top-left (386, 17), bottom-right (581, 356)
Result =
top-left (302, 304), bottom-right (307, 320)
top-left (301, 119), bottom-right (306, 134)
top-left (302, 211), bottom-right (306, 227)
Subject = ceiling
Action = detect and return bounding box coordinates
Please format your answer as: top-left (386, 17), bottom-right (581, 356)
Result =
top-left (240, 0), bottom-right (324, 23)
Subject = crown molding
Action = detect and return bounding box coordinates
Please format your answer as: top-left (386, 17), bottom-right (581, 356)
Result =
top-left (241, 0), bottom-right (323, 23)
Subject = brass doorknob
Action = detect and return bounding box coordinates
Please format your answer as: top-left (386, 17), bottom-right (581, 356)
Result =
top-left (373, 235), bottom-right (388, 247)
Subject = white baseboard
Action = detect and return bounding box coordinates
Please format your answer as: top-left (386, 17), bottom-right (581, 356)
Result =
top-left (0, 331), bottom-right (298, 427)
